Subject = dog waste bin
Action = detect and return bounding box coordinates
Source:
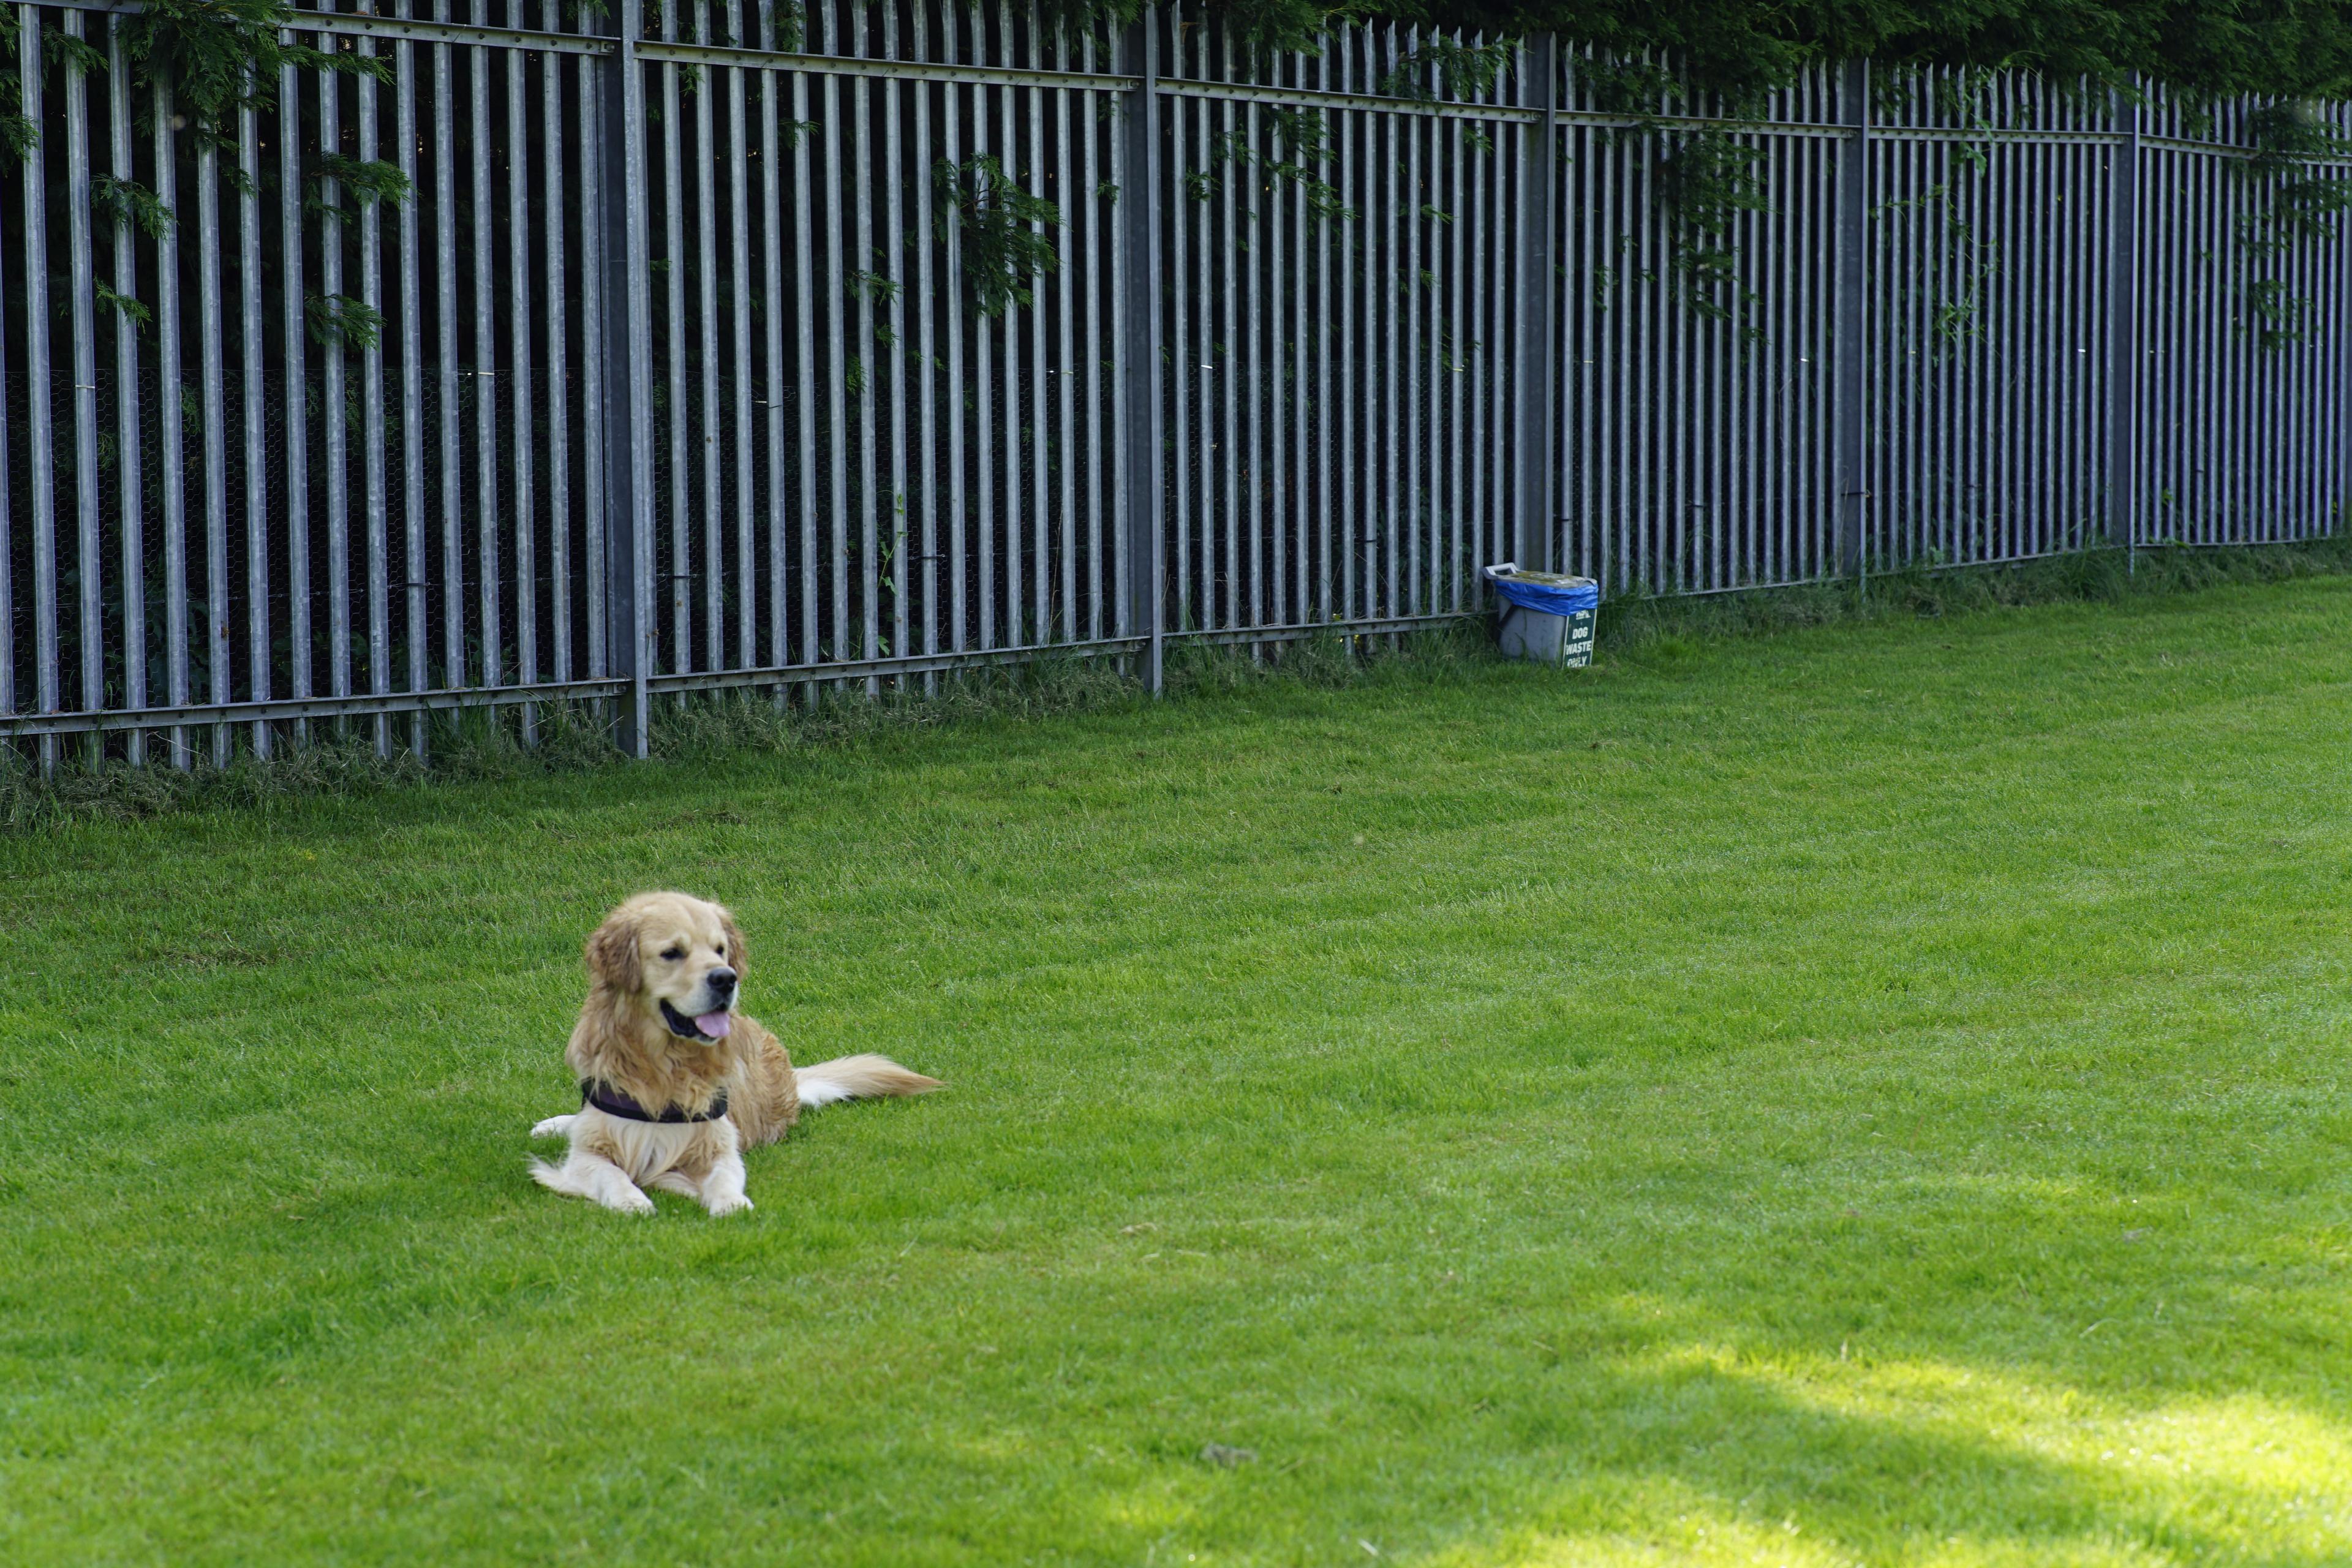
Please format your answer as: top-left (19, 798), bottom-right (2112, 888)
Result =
top-left (1483, 564), bottom-right (1600, 667)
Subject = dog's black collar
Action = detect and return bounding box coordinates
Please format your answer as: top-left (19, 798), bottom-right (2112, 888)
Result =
top-left (580, 1079), bottom-right (731, 1124)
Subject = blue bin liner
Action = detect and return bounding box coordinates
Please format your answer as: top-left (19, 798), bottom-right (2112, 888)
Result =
top-left (1481, 564), bottom-right (1600, 616)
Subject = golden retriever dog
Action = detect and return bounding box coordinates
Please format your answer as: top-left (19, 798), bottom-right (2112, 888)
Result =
top-left (529, 891), bottom-right (940, 1215)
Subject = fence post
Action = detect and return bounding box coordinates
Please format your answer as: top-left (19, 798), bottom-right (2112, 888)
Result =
top-left (598, 0), bottom-right (654, 755)
top-left (1834, 57), bottom-right (1869, 581)
top-left (2106, 81), bottom-right (2139, 560)
top-left (1513, 34), bottom-right (1559, 574)
top-left (1118, 10), bottom-right (1165, 693)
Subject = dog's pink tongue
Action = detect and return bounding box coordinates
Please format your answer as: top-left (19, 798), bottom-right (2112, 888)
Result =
top-left (695, 1009), bottom-right (733, 1039)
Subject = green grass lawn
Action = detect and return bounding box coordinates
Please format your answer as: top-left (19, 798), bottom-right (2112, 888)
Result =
top-left (5, 579), bottom-right (2350, 1566)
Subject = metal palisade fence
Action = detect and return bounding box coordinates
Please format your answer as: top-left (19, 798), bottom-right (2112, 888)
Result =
top-left (2, 1), bottom-right (2348, 769)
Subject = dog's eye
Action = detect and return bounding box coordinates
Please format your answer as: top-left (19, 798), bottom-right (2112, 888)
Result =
top-left (662, 946), bottom-right (683, 962)
top-left (716, 944), bottom-right (726, 959)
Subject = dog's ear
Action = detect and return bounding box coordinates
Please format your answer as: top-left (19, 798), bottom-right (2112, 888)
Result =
top-left (584, 907), bottom-right (644, 993)
top-left (717, 904), bottom-right (748, 978)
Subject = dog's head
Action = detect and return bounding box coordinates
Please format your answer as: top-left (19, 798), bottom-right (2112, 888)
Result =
top-left (584, 891), bottom-right (748, 1044)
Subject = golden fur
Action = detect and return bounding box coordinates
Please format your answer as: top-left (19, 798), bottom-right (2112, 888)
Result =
top-left (529, 891), bottom-right (940, 1215)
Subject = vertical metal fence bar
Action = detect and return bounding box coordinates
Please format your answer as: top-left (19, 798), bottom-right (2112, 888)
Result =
top-left (1428, 42), bottom-right (1449, 600)
top-left (399, 14), bottom-right (428, 750)
top-left (1446, 110), bottom-right (1464, 608)
top-left (540, 4), bottom-right (570, 694)
top-left (881, 17), bottom-right (909, 675)
top-left (1016, 44), bottom-right (1044, 644)
top-left (1762, 116), bottom-right (1784, 586)
top-left (1642, 104), bottom-right (1664, 590)
top-left (2324, 140), bottom-right (2343, 537)
top-left (1077, 63), bottom-right (1101, 646)
top-left (2107, 92), bottom-right (2145, 554)
top-left (1930, 123), bottom-right (1952, 566)
top-left (1118, 11), bottom-right (1163, 686)
top-left (62, 14), bottom-right (102, 749)
top-left (197, 120), bottom-right (231, 764)
top-left (2059, 129), bottom-right (2082, 550)
top-left (1502, 69), bottom-right (1522, 587)
top-left (236, 94), bottom-right (271, 756)
top-left (2066, 134), bottom-right (2089, 548)
top-left (2142, 128), bottom-right (2165, 548)
top-left (851, 50), bottom-right (881, 680)
top-left (1513, 34), bottom-right (1556, 574)
top-left (973, 51), bottom-right (1001, 649)
top-left (695, 0), bottom-right (722, 676)
top-left (106, 18), bottom-right (145, 763)
top-left (2200, 145), bottom-right (2221, 541)
top-left (155, 80), bottom-right (189, 766)
top-left (2032, 135), bottom-right (2054, 554)
top-left (2158, 127), bottom-right (2179, 542)
top-left (1997, 85), bottom-right (2021, 559)
top-left (1219, 83), bottom-right (1238, 630)
top-left (320, 50), bottom-right (353, 720)
top-left (1637, 104), bottom-right (1656, 585)
top-left (20, 7), bottom-right (58, 769)
top-left (359, 38), bottom-right (390, 756)
top-left (757, 13), bottom-right (788, 674)
top-left (940, 22), bottom-right (968, 662)
top-left (2250, 138), bottom-right (2269, 540)
top-left (726, 1), bottom-right (755, 670)
top-left (660, 4), bottom-right (688, 674)
top-left (1052, 79), bottom-right (1075, 643)
top-left (1348, 28), bottom-right (1365, 613)
top-left (1403, 99), bottom-right (1422, 614)
top-left (434, 15), bottom-right (462, 688)
top-left (1744, 84), bottom-right (1763, 574)
top-left (280, 49), bottom-right (311, 737)
top-left (1186, 9), bottom-right (1200, 631)
top-left (792, 62), bottom-right (820, 670)
top-left (1278, 82), bottom-right (1297, 628)
top-left (1314, 82), bottom-right (1334, 620)
top-left (1243, 95), bottom-right (1264, 634)
top-left (1477, 86), bottom-right (1498, 585)
top-left (1167, 74), bottom-right (1192, 633)
top-left (1670, 97), bottom-right (1692, 588)
top-left (914, 29), bottom-right (939, 679)
top-left (2215, 142), bottom-right (2234, 540)
top-left (1959, 83), bottom-right (1978, 556)
top-left (2027, 100), bottom-right (2047, 554)
top-left (1834, 58), bottom-right (1868, 579)
top-left (0, 31), bottom-right (10, 744)
top-left (470, 7), bottom-right (503, 689)
top-left (1025, 68), bottom-right (1048, 643)
top-left (973, 23), bottom-right (995, 653)
top-left (1080, 62), bottom-right (1103, 645)
top-left (580, 45), bottom-right (609, 677)
top-left (823, 56), bottom-right (853, 668)
top-left (505, 32), bottom-right (537, 729)
top-left (1874, 128), bottom-right (1896, 570)
top-left (600, 0), bottom-right (654, 753)
top-left (1630, 116), bottom-right (1653, 589)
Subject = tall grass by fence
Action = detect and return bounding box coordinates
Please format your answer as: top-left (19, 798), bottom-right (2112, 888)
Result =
top-left (4, 0), bottom-right (2346, 771)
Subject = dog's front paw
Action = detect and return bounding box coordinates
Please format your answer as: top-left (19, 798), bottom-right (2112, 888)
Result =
top-left (705, 1193), bottom-right (754, 1218)
top-left (530, 1114), bottom-right (576, 1139)
top-left (606, 1186), bottom-right (657, 1216)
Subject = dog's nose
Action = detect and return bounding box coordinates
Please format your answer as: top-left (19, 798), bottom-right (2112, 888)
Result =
top-left (707, 967), bottom-right (737, 997)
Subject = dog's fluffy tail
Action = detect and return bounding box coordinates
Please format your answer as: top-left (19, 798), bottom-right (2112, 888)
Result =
top-left (795, 1054), bottom-right (943, 1110)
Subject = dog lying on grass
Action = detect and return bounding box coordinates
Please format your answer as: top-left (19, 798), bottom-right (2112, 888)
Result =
top-left (529, 891), bottom-right (940, 1215)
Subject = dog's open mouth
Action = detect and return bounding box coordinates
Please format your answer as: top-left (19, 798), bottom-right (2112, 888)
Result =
top-left (659, 999), bottom-right (734, 1041)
